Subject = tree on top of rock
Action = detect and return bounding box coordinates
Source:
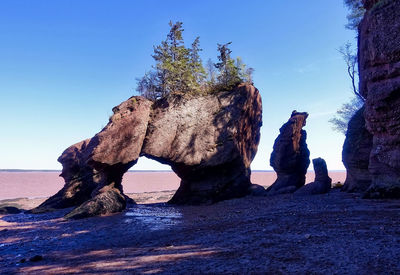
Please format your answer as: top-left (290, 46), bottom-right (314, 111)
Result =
top-left (344, 0), bottom-right (365, 31)
top-left (189, 37), bottom-right (207, 93)
top-left (137, 21), bottom-right (205, 99)
top-left (214, 42), bottom-right (254, 90)
top-left (136, 21), bottom-right (254, 100)
top-left (215, 42), bottom-right (240, 89)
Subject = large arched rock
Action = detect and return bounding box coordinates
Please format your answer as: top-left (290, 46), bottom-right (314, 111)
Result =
top-left (32, 84), bottom-right (262, 218)
top-left (142, 83), bottom-right (262, 204)
top-left (342, 106), bottom-right (373, 193)
top-left (267, 111), bottom-right (310, 195)
top-left (358, 0), bottom-right (400, 198)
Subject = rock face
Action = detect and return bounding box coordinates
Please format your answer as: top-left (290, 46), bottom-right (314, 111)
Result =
top-left (143, 84), bottom-right (262, 204)
top-left (33, 97), bottom-right (153, 218)
top-left (267, 111), bottom-right (310, 195)
top-left (358, 0), bottom-right (400, 198)
top-left (342, 107), bottom-right (373, 193)
top-left (33, 83), bottom-right (262, 218)
top-left (295, 158), bottom-right (332, 196)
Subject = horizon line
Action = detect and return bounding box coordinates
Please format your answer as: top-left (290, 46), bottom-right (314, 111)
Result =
top-left (0, 169), bottom-right (346, 172)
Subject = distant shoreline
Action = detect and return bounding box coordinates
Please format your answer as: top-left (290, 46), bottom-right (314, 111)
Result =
top-left (0, 169), bottom-right (346, 173)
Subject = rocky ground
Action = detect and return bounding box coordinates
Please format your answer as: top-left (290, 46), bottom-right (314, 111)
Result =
top-left (1, 189), bottom-right (400, 274)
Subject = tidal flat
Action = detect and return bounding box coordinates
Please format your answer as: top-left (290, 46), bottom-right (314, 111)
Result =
top-left (1, 188), bottom-right (400, 274)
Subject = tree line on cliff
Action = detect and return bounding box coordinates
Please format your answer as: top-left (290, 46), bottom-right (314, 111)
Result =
top-left (136, 21), bottom-right (254, 101)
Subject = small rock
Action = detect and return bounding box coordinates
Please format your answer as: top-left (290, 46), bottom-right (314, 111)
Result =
top-left (305, 234), bottom-right (311, 239)
top-left (0, 206), bottom-right (22, 214)
top-left (29, 255), bottom-right (43, 262)
top-left (248, 184), bottom-right (267, 196)
top-left (19, 258), bottom-right (26, 263)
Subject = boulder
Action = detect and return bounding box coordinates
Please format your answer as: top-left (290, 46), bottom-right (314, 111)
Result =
top-left (294, 158), bottom-right (332, 196)
top-left (267, 111), bottom-right (310, 195)
top-left (342, 106), bottom-right (373, 193)
top-left (32, 84), bottom-right (262, 218)
top-left (0, 206), bottom-right (22, 214)
top-left (247, 184), bottom-right (267, 196)
top-left (358, 0), bottom-right (400, 198)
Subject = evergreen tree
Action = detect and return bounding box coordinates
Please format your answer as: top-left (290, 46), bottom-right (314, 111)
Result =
top-left (189, 37), bottom-right (206, 92)
top-left (344, 0), bottom-right (365, 31)
top-left (160, 21), bottom-right (192, 94)
top-left (236, 57), bottom-right (254, 84)
top-left (137, 22), bottom-right (254, 99)
top-left (215, 42), bottom-right (241, 89)
top-left (136, 71), bottom-right (162, 101)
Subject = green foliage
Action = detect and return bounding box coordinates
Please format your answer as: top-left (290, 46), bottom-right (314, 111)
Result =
top-left (136, 21), bottom-right (253, 100)
top-left (189, 37), bottom-right (207, 93)
top-left (137, 21), bottom-right (202, 99)
top-left (329, 96), bottom-right (363, 135)
top-left (212, 43), bottom-right (254, 91)
top-left (215, 42), bottom-right (241, 89)
top-left (371, 0), bottom-right (391, 10)
top-left (344, 0), bottom-right (365, 31)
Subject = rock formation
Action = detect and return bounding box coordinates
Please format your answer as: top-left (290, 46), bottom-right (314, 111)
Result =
top-left (32, 97), bottom-right (153, 218)
top-left (267, 111), bottom-right (310, 195)
top-left (358, 0), bottom-right (400, 198)
top-left (294, 158), bottom-right (332, 196)
top-left (33, 83), bottom-right (262, 218)
top-left (342, 107), bottom-right (373, 193)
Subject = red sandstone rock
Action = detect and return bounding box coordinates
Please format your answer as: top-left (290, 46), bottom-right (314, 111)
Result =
top-left (295, 158), bottom-right (331, 196)
top-left (142, 83), bottom-right (262, 204)
top-left (342, 107), bottom-right (373, 193)
top-left (32, 97), bottom-right (153, 217)
top-left (267, 111), bottom-right (310, 195)
top-left (33, 84), bottom-right (262, 218)
top-left (358, 0), bottom-right (400, 198)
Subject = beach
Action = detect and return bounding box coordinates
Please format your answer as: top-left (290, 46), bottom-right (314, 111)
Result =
top-left (1, 188), bottom-right (400, 274)
top-left (9, 172), bottom-right (400, 274)
top-left (1, 171), bottom-right (400, 274)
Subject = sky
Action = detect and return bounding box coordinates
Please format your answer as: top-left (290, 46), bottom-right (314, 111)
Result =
top-left (0, 0), bottom-right (357, 171)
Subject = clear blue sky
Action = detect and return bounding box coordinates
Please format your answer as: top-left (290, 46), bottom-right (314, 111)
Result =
top-left (0, 0), bottom-right (356, 170)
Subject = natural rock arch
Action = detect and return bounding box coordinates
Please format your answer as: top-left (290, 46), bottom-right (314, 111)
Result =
top-left (32, 84), bottom-right (262, 219)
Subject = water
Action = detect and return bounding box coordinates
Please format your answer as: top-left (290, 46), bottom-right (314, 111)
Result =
top-left (124, 204), bottom-right (182, 231)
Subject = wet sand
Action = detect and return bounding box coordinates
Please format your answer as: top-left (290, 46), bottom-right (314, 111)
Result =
top-left (6, 170), bottom-right (397, 274)
top-left (1, 190), bottom-right (400, 274)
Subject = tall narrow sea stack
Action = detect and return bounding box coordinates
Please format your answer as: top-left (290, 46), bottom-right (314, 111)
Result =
top-left (267, 111), bottom-right (310, 195)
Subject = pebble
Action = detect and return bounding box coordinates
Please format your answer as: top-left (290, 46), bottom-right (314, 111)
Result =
top-left (29, 255), bottom-right (43, 262)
